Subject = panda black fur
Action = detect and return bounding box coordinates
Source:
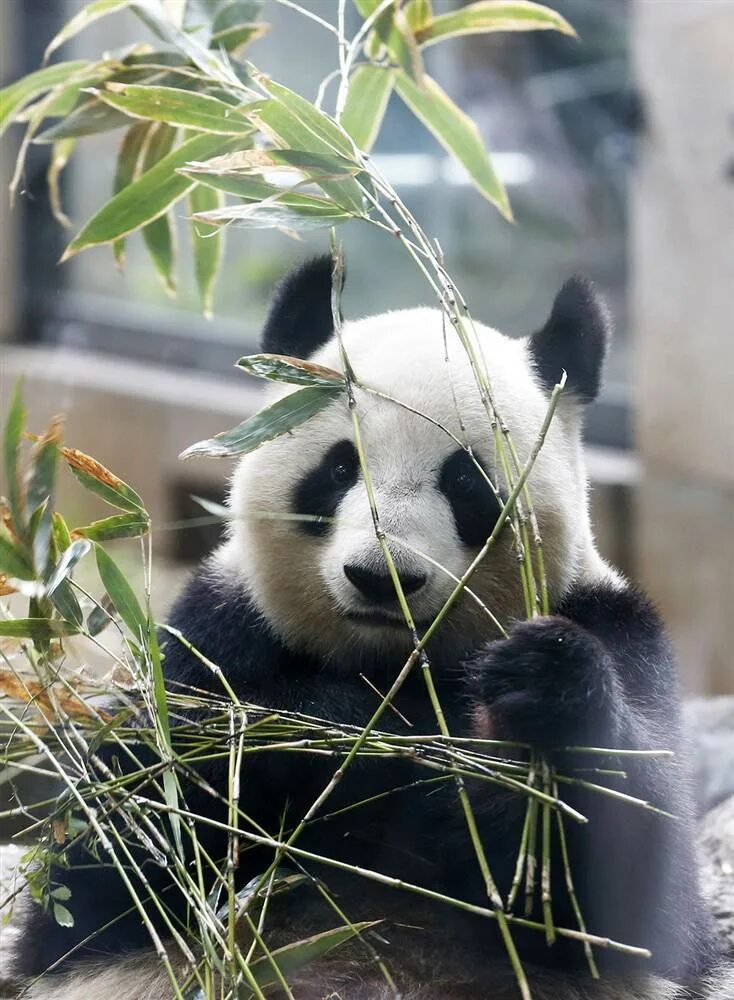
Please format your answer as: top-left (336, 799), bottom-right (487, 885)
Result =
top-left (13, 258), bottom-right (728, 999)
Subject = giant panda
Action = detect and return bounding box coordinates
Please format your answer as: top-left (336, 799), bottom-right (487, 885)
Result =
top-left (13, 257), bottom-right (731, 1000)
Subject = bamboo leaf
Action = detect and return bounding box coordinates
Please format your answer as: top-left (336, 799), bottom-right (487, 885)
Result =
top-left (36, 100), bottom-right (133, 143)
top-left (181, 169), bottom-right (354, 220)
top-left (73, 512), bottom-right (151, 542)
top-left (180, 384), bottom-right (344, 460)
top-left (248, 922), bottom-right (380, 988)
top-left (208, 1), bottom-right (269, 52)
top-left (3, 381), bottom-right (25, 525)
top-left (52, 512), bottom-right (73, 553)
top-left (394, 70), bottom-right (511, 220)
top-left (30, 499), bottom-right (53, 577)
top-left (415, 1), bottom-right (575, 48)
top-left (94, 545), bottom-right (146, 637)
top-left (236, 354), bottom-right (345, 388)
top-left (44, 0), bottom-right (135, 63)
top-left (0, 619), bottom-right (80, 639)
top-left (211, 21), bottom-right (269, 52)
top-left (46, 539), bottom-right (92, 597)
top-left (9, 60), bottom-right (124, 201)
top-left (50, 579), bottom-right (85, 629)
top-left (61, 131), bottom-right (245, 258)
top-left (52, 902), bottom-right (74, 928)
top-left (27, 418), bottom-right (62, 516)
top-left (86, 593), bottom-right (116, 636)
top-left (92, 83), bottom-right (256, 135)
top-left (404, 0), bottom-right (434, 33)
top-left (342, 65), bottom-right (394, 153)
top-left (141, 123), bottom-right (178, 294)
top-left (354, 0), bottom-right (423, 84)
top-left (47, 138), bottom-right (76, 228)
top-left (191, 199), bottom-right (351, 232)
top-left (0, 61), bottom-right (89, 138)
top-left (112, 122), bottom-right (151, 266)
top-left (0, 531), bottom-right (34, 581)
top-left (187, 147), bottom-right (365, 186)
top-left (253, 72), bottom-right (355, 157)
top-left (251, 72), bottom-right (365, 214)
top-left (60, 447), bottom-right (146, 513)
top-left (189, 184), bottom-right (223, 319)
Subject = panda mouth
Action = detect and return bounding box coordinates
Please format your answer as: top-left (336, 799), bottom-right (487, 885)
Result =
top-left (346, 610), bottom-right (406, 629)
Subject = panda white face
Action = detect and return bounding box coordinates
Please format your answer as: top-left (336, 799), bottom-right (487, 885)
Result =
top-left (220, 289), bottom-right (610, 666)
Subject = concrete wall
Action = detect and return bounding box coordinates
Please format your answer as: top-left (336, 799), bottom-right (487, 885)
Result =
top-left (632, 0), bottom-right (734, 693)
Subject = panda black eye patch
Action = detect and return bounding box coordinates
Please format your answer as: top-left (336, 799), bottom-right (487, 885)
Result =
top-left (439, 450), bottom-right (503, 547)
top-left (293, 440), bottom-right (359, 537)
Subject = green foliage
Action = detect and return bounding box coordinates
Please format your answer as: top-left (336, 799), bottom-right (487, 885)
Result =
top-left (2, 0), bottom-right (576, 313)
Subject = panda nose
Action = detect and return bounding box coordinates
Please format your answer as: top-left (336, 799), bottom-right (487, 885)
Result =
top-left (343, 564), bottom-right (427, 604)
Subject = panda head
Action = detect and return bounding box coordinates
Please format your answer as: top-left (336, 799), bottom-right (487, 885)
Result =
top-left (220, 256), bottom-right (613, 664)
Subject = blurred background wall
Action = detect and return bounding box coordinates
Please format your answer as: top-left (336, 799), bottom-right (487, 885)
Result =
top-left (1, 0), bottom-right (732, 693)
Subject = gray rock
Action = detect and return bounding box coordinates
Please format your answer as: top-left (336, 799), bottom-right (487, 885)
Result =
top-left (699, 794), bottom-right (734, 957)
top-left (684, 698), bottom-right (734, 815)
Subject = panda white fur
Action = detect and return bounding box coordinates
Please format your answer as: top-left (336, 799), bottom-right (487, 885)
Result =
top-left (13, 258), bottom-right (731, 999)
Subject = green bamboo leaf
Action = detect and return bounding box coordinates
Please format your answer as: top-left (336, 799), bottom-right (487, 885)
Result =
top-left (341, 65), bottom-right (394, 152)
top-left (60, 447), bottom-right (146, 513)
top-left (50, 579), bottom-right (85, 629)
top-left (3, 381), bottom-right (25, 525)
top-left (180, 384), bottom-right (344, 460)
top-left (52, 512), bottom-right (73, 553)
top-left (141, 123), bottom-right (178, 295)
top-left (0, 619), bottom-right (80, 639)
top-left (26, 424), bottom-right (61, 516)
top-left (415, 0), bottom-right (575, 47)
top-left (47, 138), bottom-right (76, 228)
top-left (248, 922), bottom-right (380, 989)
top-left (180, 169), bottom-right (353, 219)
top-left (0, 61), bottom-right (88, 138)
top-left (211, 20), bottom-right (269, 52)
top-left (9, 60), bottom-right (124, 201)
top-left (253, 72), bottom-right (355, 157)
top-left (46, 539), bottom-right (92, 597)
top-left (189, 146), bottom-right (364, 184)
top-left (237, 354), bottom-right (345, 388)
top-left (61, 131), bottom-right (244, 258)
top-left (209, 1), bottom-right (269, 52)
top-left (92, 83), bottom-right (255, 135)
top-left (191, 199), bottom-right (351, 232)
top-left (131, 1), bottom-right (252, 86)
top-left (94, 544), bottom-right (146, 637)
top-left (52, 902), bottom-right (74, 928)
top-left (251, 71), bottom-right (365, 214)
top-left (354, 0), bottom-right (423, 84)
top-left (73, 512), bottom-right (151, 542)
top-left (85, 592), bottom-right (116, 636)
top-left (30, 498), bottom-right (53, 577)
top-left (44, 0), bottom-right (134, 62)
top-left (112, 122), bottom-right (151, 266)
top-left (187, 146), bottom-right (368, 215)
top-left (189, 184), bottom-right (223, 319)
top-left (0, 531), bottom-right (34, 581)
top-left (36, 100), bottom-right (133, 143)
top-left (394, 70), bottom-right (511, 220)
top-left (404, 0), bottom-right (434, 32)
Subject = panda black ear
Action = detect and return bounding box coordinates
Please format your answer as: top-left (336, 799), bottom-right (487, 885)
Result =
top-left (529, 277), bottom-right (611, 404)
top-left (261, 255), bottom-right (343, 357)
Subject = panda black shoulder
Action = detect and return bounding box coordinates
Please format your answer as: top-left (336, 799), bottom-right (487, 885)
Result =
top-left (162, 563), bottom-right (289, 696)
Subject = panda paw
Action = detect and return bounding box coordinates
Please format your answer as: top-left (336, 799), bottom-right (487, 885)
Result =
top-left (466, 616), bottom-right (621, 749)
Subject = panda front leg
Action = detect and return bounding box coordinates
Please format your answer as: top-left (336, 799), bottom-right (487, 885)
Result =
top-left (463, 581), bottom-right (716, 985)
